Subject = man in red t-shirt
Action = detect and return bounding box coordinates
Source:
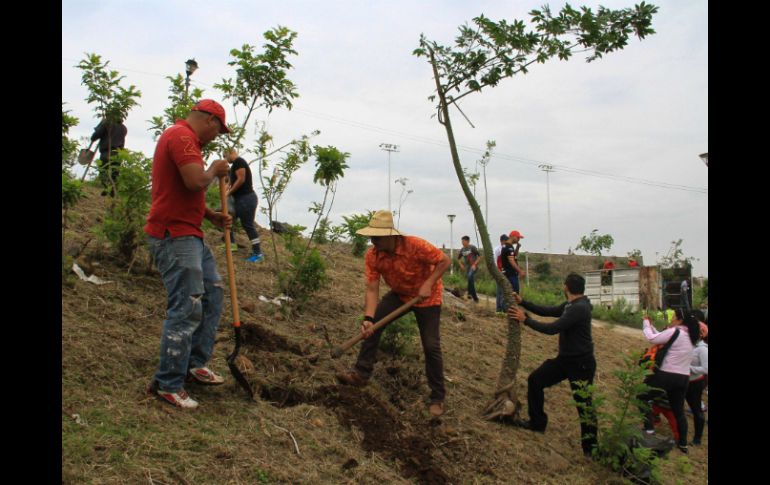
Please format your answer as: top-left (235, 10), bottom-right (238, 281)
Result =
top-left (336, 210), bottom-right (451, 417)
top-left (145, 99), bottom-right (233, 409)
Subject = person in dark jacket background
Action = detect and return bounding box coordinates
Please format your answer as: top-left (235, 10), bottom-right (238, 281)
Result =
top-left (91, 118), bottom-right (128, 196)
top-left (508, 272), bottom-right (598, 457)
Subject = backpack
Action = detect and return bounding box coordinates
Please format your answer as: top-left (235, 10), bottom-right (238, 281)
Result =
top-left (639, 328), bottom-right (680, 372)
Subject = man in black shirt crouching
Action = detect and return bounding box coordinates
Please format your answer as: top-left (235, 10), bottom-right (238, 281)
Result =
top-left (508, 272), bottom-right (598, 457)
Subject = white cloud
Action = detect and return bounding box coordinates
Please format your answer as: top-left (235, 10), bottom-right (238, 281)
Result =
top-left (62, 0), bottom-right (708, 276)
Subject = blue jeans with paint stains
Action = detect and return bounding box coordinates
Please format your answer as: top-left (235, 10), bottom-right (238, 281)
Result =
top-left (148, 234), bottom-right (224, 392)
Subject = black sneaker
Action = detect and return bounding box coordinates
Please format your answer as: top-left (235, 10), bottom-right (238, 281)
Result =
top-left (677, 444), bottom-right (688, 454)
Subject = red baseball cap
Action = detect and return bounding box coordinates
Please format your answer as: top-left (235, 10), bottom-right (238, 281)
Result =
top-left (191, 99), bottom-right (231, 134)
top-left (509, 230), bottom-right (524, 239)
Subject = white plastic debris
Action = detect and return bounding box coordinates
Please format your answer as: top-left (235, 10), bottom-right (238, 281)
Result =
top-left (72, 263), bottom-right (112, 285)
top-left (258, 294), bottom-right (294, 306)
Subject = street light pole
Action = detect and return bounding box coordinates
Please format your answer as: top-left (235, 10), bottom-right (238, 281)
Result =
top-left (539, 164), bottom-right (554, 253)
top-left (447, 214), bottom-right (456, 275)
top-left (379, 143), bottom-right (399, 212)
top-left (184, 58), bottom-right (199, 102)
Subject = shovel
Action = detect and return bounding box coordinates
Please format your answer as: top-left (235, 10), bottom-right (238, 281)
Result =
top-left (78, 140), bottom-right (98, 182)
top-left (219, 177), bottom-right (255, 398)
top-left (78, 141), bottom-right (97, 165)
top-left (331, 296), bottom-right (421, 358)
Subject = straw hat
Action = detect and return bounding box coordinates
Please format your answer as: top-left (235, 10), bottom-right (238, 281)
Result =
top-left (355, 210), bottom-right (406, 237)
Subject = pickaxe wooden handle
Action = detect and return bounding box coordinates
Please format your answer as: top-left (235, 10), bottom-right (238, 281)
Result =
top-left (331, 297), bottom-right (421, 358)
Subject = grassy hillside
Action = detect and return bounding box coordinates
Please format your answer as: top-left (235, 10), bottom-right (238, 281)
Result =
top-left (62, 185), bottom-right (707, 484)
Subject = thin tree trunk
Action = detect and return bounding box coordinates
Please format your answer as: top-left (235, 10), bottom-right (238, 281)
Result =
top-left (429, 51), bottom-right (522, 420)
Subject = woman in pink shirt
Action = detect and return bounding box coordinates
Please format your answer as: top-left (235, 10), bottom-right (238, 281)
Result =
top-left (637, 308), bottom-right (701, 453)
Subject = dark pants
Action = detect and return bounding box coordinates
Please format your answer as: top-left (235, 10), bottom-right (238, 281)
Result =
top-left (98, 150), bottom-right (120, 195)
top-left (466, 267), bottom-right (478, 301)
top-left (229, 192), bottom-right (262, 255)
top-left (527, 355), bottom-right (598, 455)
top-left (507, 273), bottom-right (520, 293)
top-left (503, 273), bottom-right (520, 310)
top-left (638, 370), bottom-right (690, 446)
top-left (685, 377), bottom-right (707, 443)
top-left (354, 291), bottom-right (445, 403)
top-left (495, 280), bottom-right (505, 312)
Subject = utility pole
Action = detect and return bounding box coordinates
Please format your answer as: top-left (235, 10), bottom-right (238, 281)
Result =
top-left (379, 143), bottom-right (399, 212)
top-left (447, 214), bottom-right (456, 275)
top-left (539, 164), bottom-right (554, 253)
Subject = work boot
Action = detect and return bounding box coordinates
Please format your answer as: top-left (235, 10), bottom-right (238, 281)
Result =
top-left (429, 402), bottom-right (445, 417)
top-left (335, 370), bottom-right (368, 387)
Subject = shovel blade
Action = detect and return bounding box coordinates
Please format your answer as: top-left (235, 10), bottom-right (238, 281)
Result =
top-left (78, 149), bottom-right (95, 166)
top-left (227, 357), bottom-right (254, 398)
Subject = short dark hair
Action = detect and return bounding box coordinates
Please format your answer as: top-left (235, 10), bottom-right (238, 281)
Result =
top-left (461, 236), bottom-right (470, 241)
top-left (564, 273), bottom-right (585, 294)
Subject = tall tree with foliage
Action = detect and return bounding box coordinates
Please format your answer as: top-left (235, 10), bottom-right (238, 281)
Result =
top-left (576, 229), bottom-right (615, 256)
top-left (95, 149), bottom-right (153, 266)
top-left (76, 53), bottom-right (142, 188)
top-left (305, 145), bottom-right (350, 250)
top-left (215, 26), bottom-right (299, 151)
top-left (413, 2), bottom-right (658, 420)
top-left (255, 128), bottom-right (317, 274)
top-left (148, 73), bottom-right (245, 162)
top-left (280, 145), bottom-right (349, 311)
top-left (657, 239), bottom-right (697, 269)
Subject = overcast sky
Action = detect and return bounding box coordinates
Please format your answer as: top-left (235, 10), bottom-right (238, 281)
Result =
top-left (62, 0), bottom-right (708, 276)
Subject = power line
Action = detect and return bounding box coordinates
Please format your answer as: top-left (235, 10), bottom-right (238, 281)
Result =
top-left (292, 108), bottom-right (708, 194)
top-left (63, 57), bottom-right (707, 194)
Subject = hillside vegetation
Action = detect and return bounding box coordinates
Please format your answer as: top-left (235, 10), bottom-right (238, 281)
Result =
top-left (62, 185), bottom-right (707, 484)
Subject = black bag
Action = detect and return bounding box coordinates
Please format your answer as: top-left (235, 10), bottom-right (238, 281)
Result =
top-left (639, 329), bottom-right (680, 371)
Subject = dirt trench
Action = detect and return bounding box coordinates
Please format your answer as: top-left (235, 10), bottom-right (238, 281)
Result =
top-left (237, 322), bottom-right (451, 483)
top-left (260, 383), bottom-right (450, 484)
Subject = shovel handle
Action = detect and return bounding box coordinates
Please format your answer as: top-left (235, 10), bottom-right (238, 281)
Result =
top-left (219, 177), bottom-right (240, 328)
top-left (331, 297), bottom-right (421, 358)
top-left (78, 140), bottom-right (99, 182)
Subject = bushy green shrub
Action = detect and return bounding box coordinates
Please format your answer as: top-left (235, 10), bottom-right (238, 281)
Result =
top-left (62, 104), bottom-right (80, 168)
top-left (94, 149), bottom-right (152, 263)
top-left (592, 298), bottom-right (642, 328)
top-left (342, 212), bottom-right (373, 257)
top-left (534, 261), bottom-right (551, 277)
top-left (279, 231), bottom-right (327, 311)
top-left (312, 217), bottom-right (332, 244)
top-left (62, 170), bottom-right (84, 211)
top-left (380, 312), bottom-right (419, 356)
top-left (573, 353), bottom-right (662, 484)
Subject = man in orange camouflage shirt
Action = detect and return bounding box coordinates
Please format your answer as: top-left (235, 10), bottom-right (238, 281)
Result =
top-left (336, 210), bottom-right (451, 417)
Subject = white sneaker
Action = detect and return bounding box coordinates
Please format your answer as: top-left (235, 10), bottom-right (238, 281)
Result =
top-left (188, 367), bottom-right (225, 385)
top-left (156, 388), bottom-right (199, 409)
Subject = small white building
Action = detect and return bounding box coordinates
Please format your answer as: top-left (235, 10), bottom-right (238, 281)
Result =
top-left (584, 267), bottom-right (663, 311)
